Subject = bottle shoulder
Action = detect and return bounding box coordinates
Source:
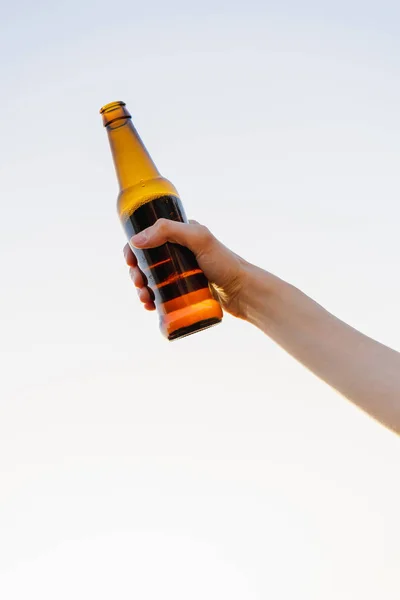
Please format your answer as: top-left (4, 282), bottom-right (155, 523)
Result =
top-left (117, 176), bottom-right (180, 220)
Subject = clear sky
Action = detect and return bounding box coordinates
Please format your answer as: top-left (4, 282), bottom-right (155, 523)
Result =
top-left (0, 1), bottom-right (399, 599)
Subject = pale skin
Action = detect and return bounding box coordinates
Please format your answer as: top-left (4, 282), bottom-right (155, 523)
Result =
top-left (123, 219), bottom-right (400, 435)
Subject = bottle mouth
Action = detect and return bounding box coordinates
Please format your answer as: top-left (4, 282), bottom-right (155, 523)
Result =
top-left (99, 100), bottom-right (125, 114)
top-left (99, 101), bottom-right (132, 127)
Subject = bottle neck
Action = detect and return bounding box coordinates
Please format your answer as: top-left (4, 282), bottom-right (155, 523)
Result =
top-left (104, 112), bottom-right (160, 192)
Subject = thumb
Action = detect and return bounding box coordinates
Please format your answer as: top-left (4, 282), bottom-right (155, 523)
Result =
top-left (130, 218), bottom-right (215, 257)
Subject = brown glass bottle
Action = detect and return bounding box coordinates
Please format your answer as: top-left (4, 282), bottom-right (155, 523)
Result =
top-left (100, 101), bottom-right (223, 340)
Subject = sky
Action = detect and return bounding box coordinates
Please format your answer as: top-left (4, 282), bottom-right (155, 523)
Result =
top-left (0, 1), bottom-right (399, 598)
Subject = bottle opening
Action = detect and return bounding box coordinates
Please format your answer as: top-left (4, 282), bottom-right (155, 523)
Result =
top-left (100, 100), bottom-right (132, 127)
top-left (99, 100), bottom-right (125, 114)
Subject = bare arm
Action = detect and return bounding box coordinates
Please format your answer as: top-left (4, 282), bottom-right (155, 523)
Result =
top-left (125, 219), bottom-right (400, 434)
top-left (242, 265), bottom-right (400, 434)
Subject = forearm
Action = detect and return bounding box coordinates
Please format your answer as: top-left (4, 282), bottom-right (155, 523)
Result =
top-left (242, 265), bottom-right (400, 434)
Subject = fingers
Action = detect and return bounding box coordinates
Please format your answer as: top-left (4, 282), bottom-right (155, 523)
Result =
top-left (124, 245), bottom-right (156, 311)
top-left (124, 218), bottom-right (213, 313)
top-left (123, 243), bottom-right (137, 267)
top-left (133, 277), bottom-right (156, 311)
top-left (130, 219), bottom-right (215, 258)
top-left (143, 301), bottom-right (156, 311)
top-left (129, 266), bottom-right (146, 288)
top-left (137, 286), bottom-right (155, 305)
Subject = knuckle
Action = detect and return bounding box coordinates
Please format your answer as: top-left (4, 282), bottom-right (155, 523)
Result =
top-left (198, 224), bottom-right (213, 244)
top-left (155, 218), bottom-right (169, 234)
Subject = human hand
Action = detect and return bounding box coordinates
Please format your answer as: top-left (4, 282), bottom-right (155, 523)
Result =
top-left (123, 219), bottom-right (251, 318)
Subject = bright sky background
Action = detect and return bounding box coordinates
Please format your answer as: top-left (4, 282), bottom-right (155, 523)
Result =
top-left (0, 1), bottom-right (399, 598)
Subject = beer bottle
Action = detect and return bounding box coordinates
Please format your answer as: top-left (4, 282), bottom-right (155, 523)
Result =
top-left (100, 101), bottom-right (223, 340)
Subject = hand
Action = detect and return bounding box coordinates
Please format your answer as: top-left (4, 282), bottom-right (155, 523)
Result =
top-left (123, 219), bottom-right (251, 318)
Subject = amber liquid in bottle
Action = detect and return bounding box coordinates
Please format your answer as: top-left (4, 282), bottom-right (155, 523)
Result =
top-left (100, 101), bottom-right (223, 340)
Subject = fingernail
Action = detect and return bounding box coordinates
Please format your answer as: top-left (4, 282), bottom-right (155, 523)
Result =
top-left (131, 230), bottom-right (148, 248)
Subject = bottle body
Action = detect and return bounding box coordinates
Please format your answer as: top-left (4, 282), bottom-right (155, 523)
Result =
top-left (121, 192), bottom-right (222, 340)
top-left (100, 101), bottom-right (223, 340)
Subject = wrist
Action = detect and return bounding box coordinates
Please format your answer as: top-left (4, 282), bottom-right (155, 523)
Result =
top-left (238, 263), bottom-right (288, 331)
